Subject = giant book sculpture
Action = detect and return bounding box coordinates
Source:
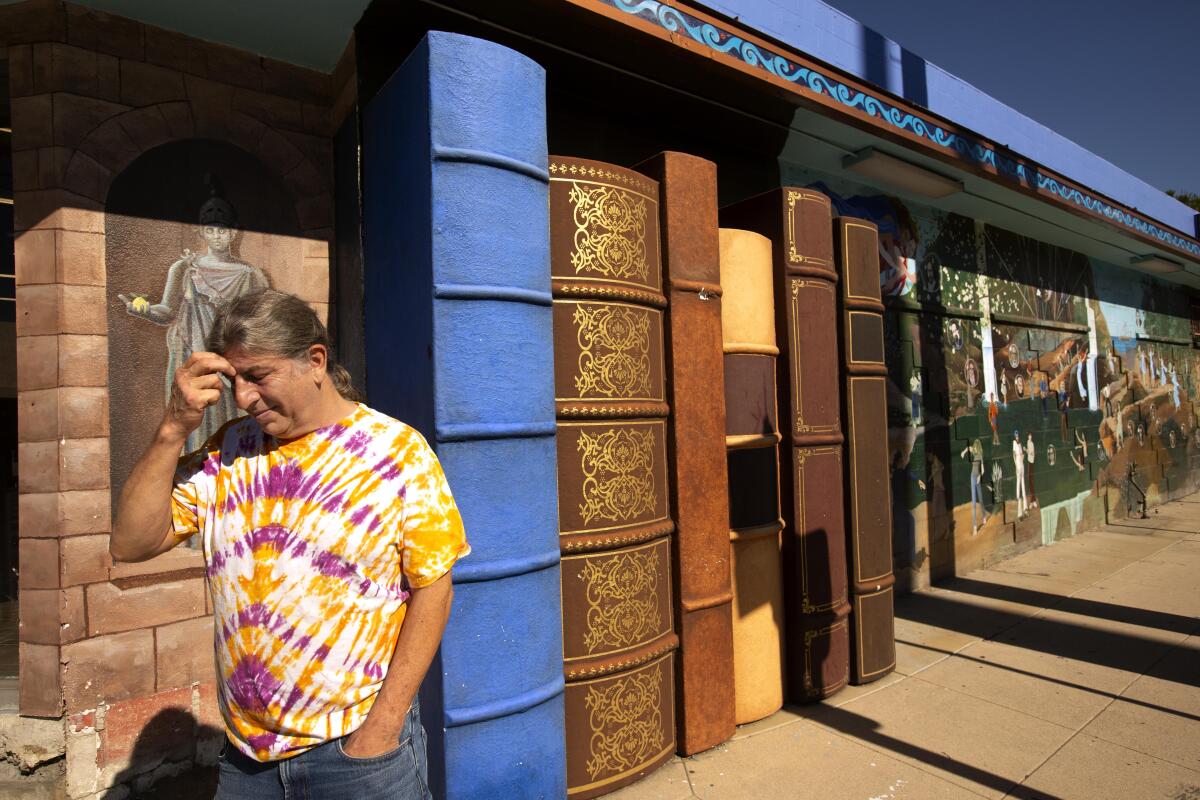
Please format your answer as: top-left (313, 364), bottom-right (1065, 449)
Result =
top-left (719, 228), bottom-right (786, 723)
top-left (834, 217), bottom-right (897, 685)
top-left (361, 32), bottom-right (567, 799)
top-left (721, 188), bottom-right (851, 701)
top-left (550, 156), bottom-right (679, 798)
top-left (635, 152), bottom-right (735, 755)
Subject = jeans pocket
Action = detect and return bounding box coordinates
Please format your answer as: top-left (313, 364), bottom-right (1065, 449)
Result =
top-left (334, 734), bottom-right (411, 764)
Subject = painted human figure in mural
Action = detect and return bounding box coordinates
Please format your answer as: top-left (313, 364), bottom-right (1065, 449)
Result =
top-left (988, 393), bottom-right (1000, 444)
top-left (118, 179), bottom-right (269, 453)
top-left (960, 439), bottom-right (987, 533)
top-left (1000, 372), bottom-right (1009, 408)
top-left (1058, 383), bottom-right (1070, 442)
top-left (964, 358), bottom-right (978, 409)
top-left (1025, 433), bottom-right (1037, 509)
top-left (1073, 349), bottom-right (1089, 403)
top-left (1012, 430), bottom-right (1027, 519)
top-left (909, 369), bottom-right (923, 427)
top-left (1071, 429), bottom-right (1089, 472)
top-left (1170, 362), bottom-right (1180, 408)
top-left (1039, 374), bottom-right (1050, 419)
top-left (990, 459), bottom-right (1004, 511)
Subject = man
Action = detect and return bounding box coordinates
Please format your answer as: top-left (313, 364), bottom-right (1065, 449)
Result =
top-left (111, 290), bottom-right (468, 799)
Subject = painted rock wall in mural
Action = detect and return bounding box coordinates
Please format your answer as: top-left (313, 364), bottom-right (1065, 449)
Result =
top-left (106, 140), bottom-right (310, 529)
top-left (789, 171), bottom-right (1200, 587)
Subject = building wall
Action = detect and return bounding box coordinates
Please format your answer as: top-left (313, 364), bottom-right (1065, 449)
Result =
top-left (780, 163), bottom-right (1200, 588)
top-left (2, 1), bottom-right (340, 794)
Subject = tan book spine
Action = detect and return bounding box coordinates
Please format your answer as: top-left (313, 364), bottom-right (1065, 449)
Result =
top-left (719, 227), bottom-right (786, 724)
top-left (721, 188), bottom-right (851, 702)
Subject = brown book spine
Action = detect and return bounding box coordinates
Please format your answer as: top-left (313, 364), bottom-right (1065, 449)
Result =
top-left (550, 156), bottom-right (678, 798)
top-left (721, 188), bottom-right (851, 702)
top-left (635, 152), bottom-right (735, 755)
top-left (834, 217), bottom-right (897, 685)
top-left (719, 227), bottom-right (786, 724)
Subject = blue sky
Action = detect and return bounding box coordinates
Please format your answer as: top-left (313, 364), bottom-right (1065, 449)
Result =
top-left (824, 0), bottom-right (1200, 196)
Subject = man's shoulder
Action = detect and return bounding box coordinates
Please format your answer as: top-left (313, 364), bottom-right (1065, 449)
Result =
top-left (350, 404), bottom-right (434, 456)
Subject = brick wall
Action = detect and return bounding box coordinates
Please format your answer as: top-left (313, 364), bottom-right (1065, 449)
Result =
top-left (2, 0), bottom-right (344, 793)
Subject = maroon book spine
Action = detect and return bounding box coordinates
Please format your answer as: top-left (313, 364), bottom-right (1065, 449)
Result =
top-left (722, 188), bottom-right (851, 702)
top-left (636, 152), bottom-right (736, 755)
top-left (833, 216), bottom-right (897, 685)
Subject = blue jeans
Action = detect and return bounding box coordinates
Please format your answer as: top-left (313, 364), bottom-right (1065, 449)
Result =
top-left (215, 701), bottom-right (431, 800)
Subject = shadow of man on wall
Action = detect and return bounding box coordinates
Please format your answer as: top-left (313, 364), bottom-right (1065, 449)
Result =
top-left (102, 708), bottom-right (221, 799)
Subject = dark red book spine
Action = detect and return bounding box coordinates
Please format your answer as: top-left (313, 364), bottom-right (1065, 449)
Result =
top-left (833, 216), bottom-right (897, 685)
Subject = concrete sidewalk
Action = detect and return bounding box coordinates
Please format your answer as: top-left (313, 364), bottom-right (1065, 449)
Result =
top-left (612, 496), bottom-right (1200, 800)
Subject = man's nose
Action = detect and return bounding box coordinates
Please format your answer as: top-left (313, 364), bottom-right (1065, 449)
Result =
top-left (233, 377), bottom-right (259, 409)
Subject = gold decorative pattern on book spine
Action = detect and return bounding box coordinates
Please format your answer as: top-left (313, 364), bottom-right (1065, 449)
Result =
top-left (785, 189), bottom-right (833, 267)
top-left (568, 182), bottom-right (650, 282)
top-left (584, 662), bottom-right (665, 781)
top-left (578, 427), bottom-right (657, 525)
top-left (580, 547), bottom-right (661, 653)
top-left (574, 304), bottom-right (653, 398)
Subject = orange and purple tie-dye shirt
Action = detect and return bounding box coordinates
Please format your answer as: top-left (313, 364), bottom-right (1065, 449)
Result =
top-left (171, 403), bottom-right (469, 762)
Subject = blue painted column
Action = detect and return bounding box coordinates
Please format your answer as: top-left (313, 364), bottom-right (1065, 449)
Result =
top-left (362, 31), bottom-right (567, 799)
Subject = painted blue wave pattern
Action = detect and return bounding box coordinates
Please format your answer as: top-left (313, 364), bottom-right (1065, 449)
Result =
top-left (606, 0), bottom-right (1200, 258)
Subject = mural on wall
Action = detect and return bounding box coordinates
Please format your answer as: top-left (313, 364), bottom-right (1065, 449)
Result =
top-left (106, 140), bottom-right (307, 540)
top-left (789, 168), bottom-right (1200, 586)
top-left (117, 176), bottom-right (270, 452)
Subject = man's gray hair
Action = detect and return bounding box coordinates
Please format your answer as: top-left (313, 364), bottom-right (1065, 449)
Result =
top-left (207, 289), bottom-right (362, 402)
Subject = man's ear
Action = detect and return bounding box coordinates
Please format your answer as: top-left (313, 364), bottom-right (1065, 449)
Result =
top-left (308, 344), bottom-right (329, 382)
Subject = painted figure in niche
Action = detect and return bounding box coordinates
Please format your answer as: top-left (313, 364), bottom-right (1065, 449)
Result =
top-left (1000, 372), bottom-right (1009, 408)
top-left (1007, 343), bottom-right (1020, 369)
top-left (1012, 430), bottom-right (1027, 519)
top-left (988, 393), bottom-right (1000, 444)
top-left (1136, 422), bottom-right (1146, 447)
top-left (118, 178), bottom-right (269, 452)
top-left (1047, 444), bottom-right (1056, 467)
top-left (909, 369), bottom-right (923, 427)
top-left (1025, 433), bottom-right (1038, 509)
top-left (960, 439), bottom-right (987, 533)
top-left (1014, 373), bottom-right (1026, 399)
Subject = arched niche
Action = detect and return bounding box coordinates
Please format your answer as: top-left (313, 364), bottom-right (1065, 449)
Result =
top-left (105, 139), bottom-right (314, 522)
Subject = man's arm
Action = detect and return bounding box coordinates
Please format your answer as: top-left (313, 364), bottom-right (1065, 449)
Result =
top-left (110, 352), bottom-right (234, 563)
top-left (342, 571), bottom-right (454, 757)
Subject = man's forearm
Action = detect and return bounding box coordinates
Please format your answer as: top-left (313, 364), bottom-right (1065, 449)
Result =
top-left (110, 420), bottom-right (188, 562)
top-left (346, 572), bottom-right (454, 753)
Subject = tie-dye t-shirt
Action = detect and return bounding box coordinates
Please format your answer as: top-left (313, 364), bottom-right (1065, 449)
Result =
top-left (170, 403), bottom-right (469, 762)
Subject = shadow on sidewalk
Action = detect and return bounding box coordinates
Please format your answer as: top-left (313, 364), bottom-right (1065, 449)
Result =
top-left (895, 588), bottom-right (1199, 684)
top-left (806, 703), bottom-right (1065, 800)
top-left (945, 576), bottom-right (1197, 634)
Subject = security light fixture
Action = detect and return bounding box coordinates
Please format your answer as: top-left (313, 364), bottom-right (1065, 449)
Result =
top-left (843, 147), bottom-right (964, 199)
top-left (1130, 254), bottom-right (1183, 275)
